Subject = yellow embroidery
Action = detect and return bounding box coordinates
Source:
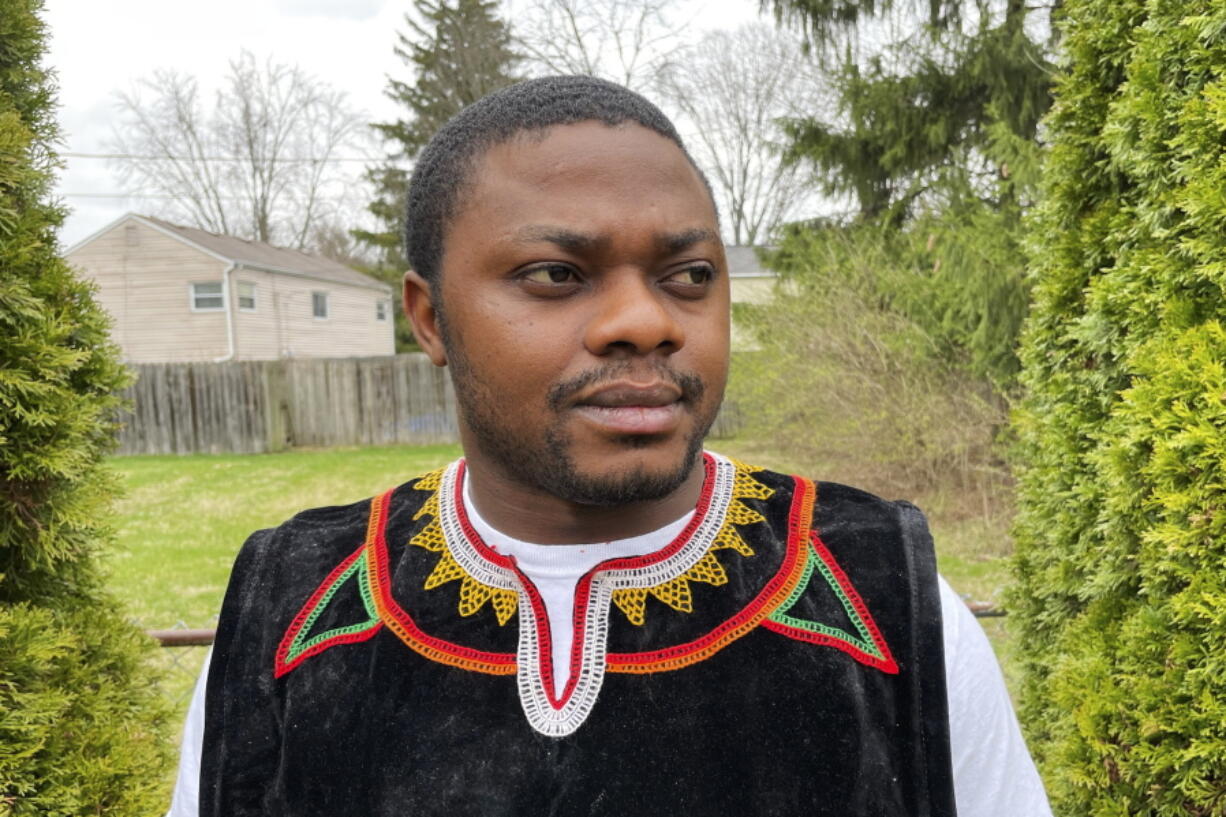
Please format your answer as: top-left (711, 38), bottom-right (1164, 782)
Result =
top-left (408, 469), bottom-right (518, 626)
top-left (611, 460), bottom-right (772, 626)
top-left (613, 588), bottom-right (650, 625)
top-left (408, 460), bottom-right (772, 630)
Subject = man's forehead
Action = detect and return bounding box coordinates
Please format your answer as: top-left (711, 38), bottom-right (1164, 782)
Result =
top-left (510, 225), bottom-right (720, 254)
top-left (473, 121), bottom-right (705, 190)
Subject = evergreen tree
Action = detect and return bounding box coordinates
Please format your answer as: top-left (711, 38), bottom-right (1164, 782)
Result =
top-left (760, 0), bottom-right (1055, 386)
top-left (356, 0), bottom-right (517, 351)
top-left (1012, 2), bottom-right (1226, 812)
top-left (770, 0), bottom-right (1053, 223)
top-left (0, 1), bottom-right (172, 812)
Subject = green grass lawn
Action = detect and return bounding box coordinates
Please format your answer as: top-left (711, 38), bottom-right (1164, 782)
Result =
top-left (108, 444), bottom-right (463, 630)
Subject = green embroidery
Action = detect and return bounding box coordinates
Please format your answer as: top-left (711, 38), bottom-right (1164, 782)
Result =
top-left (284, 552), bottom-right (380, 664)
top-left (767, 543), bottom-right (886, 661)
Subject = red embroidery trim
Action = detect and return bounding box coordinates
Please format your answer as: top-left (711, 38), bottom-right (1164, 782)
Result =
top-left (452, 454), bottom-right (718, 573)
top-left (451, 454), bottom-right (720, 693)
top-left (366, 487), bottom-right (518, 675)
top-left (274, 540), bottom-right (382, 679)
top-left (509, 565), bottom-right (595, 709)
top-left (761, 533), bottom-right (900, 674)
top-left (604, 475), bottom-right (815, 673)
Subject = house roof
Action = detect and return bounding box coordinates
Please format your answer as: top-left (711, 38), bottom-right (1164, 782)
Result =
top-left (69, 213), bottom-right (391, 293)
top-left (725, 245), bottom-right (775, 278)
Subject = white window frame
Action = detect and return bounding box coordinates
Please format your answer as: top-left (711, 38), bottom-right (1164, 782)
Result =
top-left (189, 281), bottom-right (225, 312)
top-left (376, 299), bottom-right (388, 321)
top-left (312, 290), bottom-right (329, 320)
top-left (237, 281), bottom-right (257, 312)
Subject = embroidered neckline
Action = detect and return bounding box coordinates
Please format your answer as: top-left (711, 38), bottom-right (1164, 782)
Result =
top-left (396, 452), bottom-right (774, 736)
top-left (443, 453), bottom-right (738, 735)
top-left (274, 464), bottom-right (900, 738)
top-left (408, 453), bottom-right (774, 629)
top-left (274, 462), bottom-right (826, 737)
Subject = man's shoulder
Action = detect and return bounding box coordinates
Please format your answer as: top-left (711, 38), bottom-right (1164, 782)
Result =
top-left (809, 479), bottom-right (925, 537)
top-left (725, 455), bottom-right (919, 534)
top-left (234, 466), bottom-right (446, 572)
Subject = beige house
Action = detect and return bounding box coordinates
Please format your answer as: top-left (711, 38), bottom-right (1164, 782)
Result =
top-left (726, 245), bottom-right (776, 305)
top-left (66, 213), bottom-right (395, 363)
top-left (725, 245), bottom-right (777, 348)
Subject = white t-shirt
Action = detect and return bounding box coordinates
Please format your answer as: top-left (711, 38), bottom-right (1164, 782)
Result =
top-left (168, 484), bottom-right (1052, 816)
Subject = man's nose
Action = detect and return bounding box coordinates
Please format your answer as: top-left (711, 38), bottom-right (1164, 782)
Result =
top-left (582, 269), bottom-right (685, 357)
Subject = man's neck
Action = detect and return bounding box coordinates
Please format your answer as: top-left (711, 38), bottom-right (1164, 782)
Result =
top-left (461, 456), bottom-right (705, 545)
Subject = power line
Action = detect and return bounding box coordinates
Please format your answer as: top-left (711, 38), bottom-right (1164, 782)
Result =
top-left (61, 191), bottom-right (369, 202)
top-left (62, 151), bottom-right (391, 164)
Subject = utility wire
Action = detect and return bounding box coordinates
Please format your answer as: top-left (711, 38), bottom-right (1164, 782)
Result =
top-left (62, 151), bottom-right (397, 164)
top-left (60, 191), bottom-right (368, 201)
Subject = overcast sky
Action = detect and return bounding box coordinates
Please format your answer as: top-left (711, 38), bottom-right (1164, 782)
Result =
top-left (43, 0), bottom-right (764, 249)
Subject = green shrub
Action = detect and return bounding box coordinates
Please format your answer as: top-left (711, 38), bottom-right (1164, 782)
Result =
top-left (1012, 2), bottom-right (1226, 813)
top-left (733, 228), bottom-right (1009, 506)
top-left (0, 1), bottom-right (171, 813)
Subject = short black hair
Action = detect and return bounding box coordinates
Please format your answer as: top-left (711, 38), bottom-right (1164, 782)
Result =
top-left (404, 75), bottom-right (714, 284)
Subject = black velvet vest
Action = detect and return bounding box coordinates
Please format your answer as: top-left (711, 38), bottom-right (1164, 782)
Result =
top-left (200, 453), bottom-right (955, 816)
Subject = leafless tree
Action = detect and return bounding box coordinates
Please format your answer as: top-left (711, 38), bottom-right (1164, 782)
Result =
top-left (510, 0), bottom-right (685, 91)
top-left (110, 51), bottom-right (370, 250)
top-left (660, 23), bottom-right (824, 245)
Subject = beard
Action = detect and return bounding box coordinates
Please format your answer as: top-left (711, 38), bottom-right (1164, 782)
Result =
top-left (443, 329), bottom-right (720, 507)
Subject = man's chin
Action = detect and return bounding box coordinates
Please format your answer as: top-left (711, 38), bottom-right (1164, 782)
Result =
top-left (552, 465), bottom-right (693, 507)
top-left (546, 443), bottom-right (704, 507)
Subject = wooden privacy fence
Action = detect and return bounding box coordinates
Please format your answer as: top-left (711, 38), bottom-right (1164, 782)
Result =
top-left (116, 354), bottom-right (458, 455)
top-left (116, 354), bottom-right (741, 455)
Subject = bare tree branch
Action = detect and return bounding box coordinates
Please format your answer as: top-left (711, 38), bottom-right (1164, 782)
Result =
top-left (110, 51), bottom-right (370, 250)
top-left (660, 23), bottom-right (825, 244)
top-left (510, 0), bottom-right (686, 91)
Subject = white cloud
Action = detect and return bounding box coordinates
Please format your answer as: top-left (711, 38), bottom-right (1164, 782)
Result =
top-left (276, 0), bottom-right (387, 19)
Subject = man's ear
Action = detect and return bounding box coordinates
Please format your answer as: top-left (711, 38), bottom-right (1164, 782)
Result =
top-left (403, 269), bottom-right (447, 367)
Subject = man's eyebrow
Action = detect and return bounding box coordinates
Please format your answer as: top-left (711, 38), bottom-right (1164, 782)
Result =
top-left (513, 225), bottom-right (719, 256)
top-left (658, 228), bottom-right (719, 254)
top-left (514, 225), bottom-right (601, 253)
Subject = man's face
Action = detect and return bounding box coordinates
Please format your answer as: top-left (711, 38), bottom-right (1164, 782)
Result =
top-left (418, 121), bottom-right (729, 506)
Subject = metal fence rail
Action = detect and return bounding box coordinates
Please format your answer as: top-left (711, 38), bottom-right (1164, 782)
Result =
top-left (146, 600), bottom-right (1004, 650)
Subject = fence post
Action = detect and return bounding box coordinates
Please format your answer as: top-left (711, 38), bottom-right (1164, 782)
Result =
top-left (262, 360), bottom-right (291, 452)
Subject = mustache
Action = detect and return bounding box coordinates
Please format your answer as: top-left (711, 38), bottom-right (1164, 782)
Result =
top-left (546, 363), bottom-right (706, 411)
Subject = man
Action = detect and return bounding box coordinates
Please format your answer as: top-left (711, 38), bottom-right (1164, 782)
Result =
top-left (173, 75), bottom-right (1050, 815)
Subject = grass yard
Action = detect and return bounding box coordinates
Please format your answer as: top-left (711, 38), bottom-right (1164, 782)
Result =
top-left (108, 443), bottom-right (463, 630)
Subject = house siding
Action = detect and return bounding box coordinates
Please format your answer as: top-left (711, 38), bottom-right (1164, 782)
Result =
top-left (231, 269), bottom-right (395, 359)
top-left (67, 217), bottom-right (395, 363)
top-left (68, 220), bottom-right (230, 362)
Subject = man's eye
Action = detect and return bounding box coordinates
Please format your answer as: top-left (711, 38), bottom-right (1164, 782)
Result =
top-left (664, 265), bottom-right (715, 287)
top-left (522, 264), bottom-right (578, 285)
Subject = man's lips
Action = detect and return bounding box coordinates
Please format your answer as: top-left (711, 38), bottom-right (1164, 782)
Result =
top-left (571, 381), bottom-right (685, 434)
top-left (576, 382), bottom-right (682, 408)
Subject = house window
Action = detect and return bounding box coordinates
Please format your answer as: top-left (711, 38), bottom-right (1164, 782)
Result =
top-left (376, 300), bottom-right (388, 321)
top-left (191, 281), bottom-right (225, 311)
top-left (312, 291), bottom-right (329, 319)
top-left (237, 281), bottom-right (256, 312)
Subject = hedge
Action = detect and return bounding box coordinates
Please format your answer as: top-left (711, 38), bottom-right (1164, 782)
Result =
top-left (1012, 1), bottom-right (1226, 813)
top-left (0, 1), bottom-right (172, 813)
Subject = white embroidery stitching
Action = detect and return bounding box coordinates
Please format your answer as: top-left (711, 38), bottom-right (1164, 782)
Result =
top-left (437, 453), bottom-right (737, 737)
